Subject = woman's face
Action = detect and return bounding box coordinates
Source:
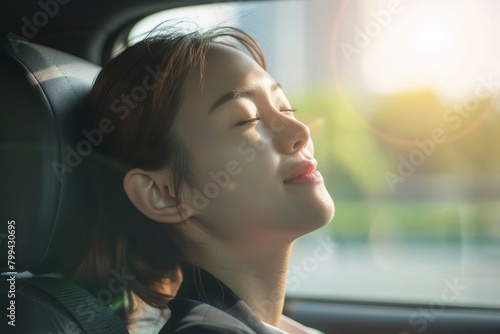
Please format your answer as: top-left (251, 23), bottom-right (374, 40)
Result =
top-left (175, 44), bottom-right (334, 244)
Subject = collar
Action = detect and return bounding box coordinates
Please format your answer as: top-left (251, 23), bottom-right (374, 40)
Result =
top-left (168, 263), bottom-right (270, 333)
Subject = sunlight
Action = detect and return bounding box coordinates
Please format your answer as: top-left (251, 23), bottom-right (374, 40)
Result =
top-left (360, 0), bottom-right (493, 100)
top-left (128, 3), bottom-right (239, 43)
top-left (409, 14), bottom-right (453, 60)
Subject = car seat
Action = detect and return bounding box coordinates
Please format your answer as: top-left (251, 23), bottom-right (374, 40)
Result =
top-left (0, 38), bottom-right (129, 334)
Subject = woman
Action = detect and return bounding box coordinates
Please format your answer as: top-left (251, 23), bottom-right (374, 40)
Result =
top-left (76, 26), bottom-right (335, 333)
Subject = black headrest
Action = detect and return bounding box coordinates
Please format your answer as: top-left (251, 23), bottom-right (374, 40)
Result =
top-left (0, 38), bottom-right (101, 274)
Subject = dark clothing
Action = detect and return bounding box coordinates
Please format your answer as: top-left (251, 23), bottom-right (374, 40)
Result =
top-left (159, 265), bottom-right (285, 334)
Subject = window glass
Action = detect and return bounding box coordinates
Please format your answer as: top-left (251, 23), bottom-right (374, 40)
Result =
top-left (130, 0), bottom-right (500, 309)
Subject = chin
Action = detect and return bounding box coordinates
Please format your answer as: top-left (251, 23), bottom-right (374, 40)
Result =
top-left (311, 187), bottom-right (335, 224)
top-left (285, 187), bottom-right (335, 230)
top-left (310, 198), bottom-right (335, 235)
top-left (322, 195), bottom-right (336, 224)
top-left (291, 201), bottom-right (335, 239)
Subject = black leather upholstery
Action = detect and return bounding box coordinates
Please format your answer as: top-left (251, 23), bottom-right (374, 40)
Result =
top-left (0, 39), bottom-right (129, 333)
top-left (0, 38), bottom-right (101, 274)
top-left (3, 279), bottom-right (82, 332)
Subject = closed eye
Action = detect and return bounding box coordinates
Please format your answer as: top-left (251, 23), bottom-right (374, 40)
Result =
top-left (280, 108), bottom-right (297, 118)
top-left (235, 109), bottom-right (296, 127)
top-left (235, 117), bottom-right (261, 126)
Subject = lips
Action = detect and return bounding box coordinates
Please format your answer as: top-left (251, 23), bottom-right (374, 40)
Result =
top-left (283, 160), bottom-right (319, 184)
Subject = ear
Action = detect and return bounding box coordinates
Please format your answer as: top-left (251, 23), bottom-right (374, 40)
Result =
top-left (123, 168), bottom-right (196, 223)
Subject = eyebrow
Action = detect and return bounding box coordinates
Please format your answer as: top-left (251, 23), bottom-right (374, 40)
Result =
top-left (209, 82), bottom-right (282, 113)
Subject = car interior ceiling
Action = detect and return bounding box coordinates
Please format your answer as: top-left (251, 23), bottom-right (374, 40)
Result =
top-left (0, 0), bottom-right (256, 64)
top-left (1, 1), bottom-right (500, 334)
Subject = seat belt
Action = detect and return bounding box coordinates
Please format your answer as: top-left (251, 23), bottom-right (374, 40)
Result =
top-left (23, 276), bottom-right (129, 334)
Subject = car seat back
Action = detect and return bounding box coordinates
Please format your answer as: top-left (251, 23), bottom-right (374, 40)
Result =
top-left (0, 38), bottom-right (128, 334)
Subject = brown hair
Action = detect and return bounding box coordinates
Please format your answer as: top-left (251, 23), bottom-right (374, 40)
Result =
top-left (73, 26), bottom-right (266, 318)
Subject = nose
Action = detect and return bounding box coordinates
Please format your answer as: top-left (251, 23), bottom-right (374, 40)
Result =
top-left (272, 113), bottom-right (311, 154)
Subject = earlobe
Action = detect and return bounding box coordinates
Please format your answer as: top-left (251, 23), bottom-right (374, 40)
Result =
top-left (123, 168), bottom-right (194, 223)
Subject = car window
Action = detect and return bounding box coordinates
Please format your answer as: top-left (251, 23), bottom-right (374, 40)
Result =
top-left (128, 0), bottom-right (500, 309)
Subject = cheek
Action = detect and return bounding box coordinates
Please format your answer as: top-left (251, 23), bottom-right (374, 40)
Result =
top-left (202, 151), bottom-right (281, 225)
top-left (195, 147), bottom-right (275, 200)
top-left (195, 128), bottom-right (275, 180)
top-left (190, 141), bottom-right (279, 211)
top-left (183, 122), bottom-right (283, 216)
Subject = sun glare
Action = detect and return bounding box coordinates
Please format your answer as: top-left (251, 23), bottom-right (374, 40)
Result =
top-left (360, 0), bottom-right (494, 100)
top-left (410, 14), bottom-right (453, 59)
top-left (129, 3), bottom-right (239, 43)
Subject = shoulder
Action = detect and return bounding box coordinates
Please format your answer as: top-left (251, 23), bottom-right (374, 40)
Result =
top-left (159, 298), bottom-right (257, 334)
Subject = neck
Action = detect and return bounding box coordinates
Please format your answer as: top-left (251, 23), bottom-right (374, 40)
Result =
top-left (195, 241), bottom-right (293, 326)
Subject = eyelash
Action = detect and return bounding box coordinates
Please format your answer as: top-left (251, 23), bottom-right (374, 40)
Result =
top-left (236, 108), bottom-right (297, 126)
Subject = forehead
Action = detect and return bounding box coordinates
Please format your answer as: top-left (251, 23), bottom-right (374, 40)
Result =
top-left (182, 44), bottom-right (270, 106)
